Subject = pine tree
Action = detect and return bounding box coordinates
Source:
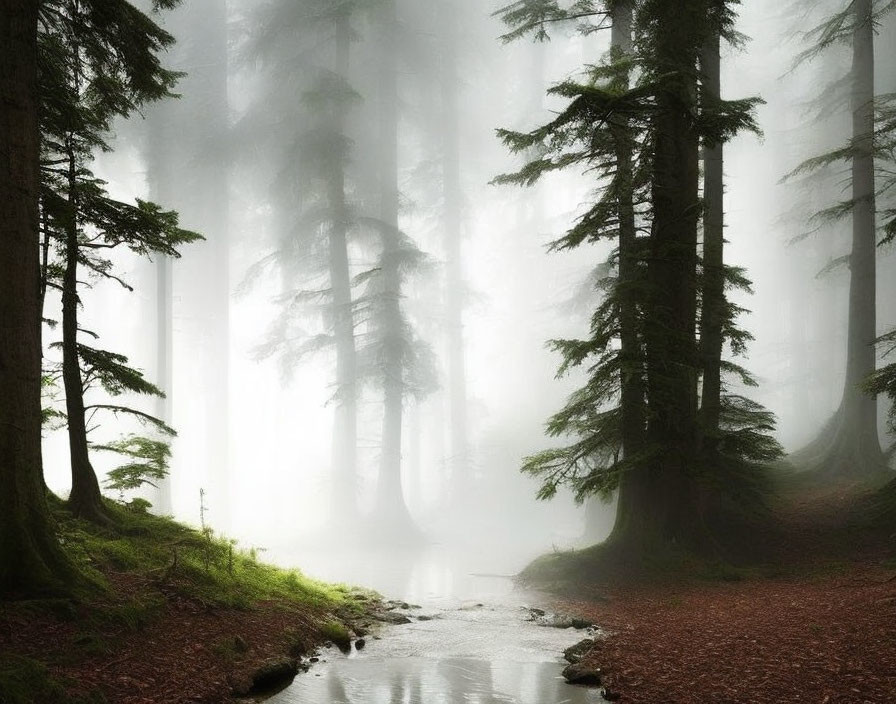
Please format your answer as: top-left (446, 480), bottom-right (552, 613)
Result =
top-left (496, 0), bottom-right (778, 554)
top-left (0, 0), bottom-right (75, 596)
top-left (438, 0), bottom-right (472, 502)
top-left (365, 0), bottom-right (437, 536)
top-left (787, 0), bottom-right (894, 478)
top-left (242, 0), bottom-right (366, 520)
top-left (38, 0), bottom-right (200, 523)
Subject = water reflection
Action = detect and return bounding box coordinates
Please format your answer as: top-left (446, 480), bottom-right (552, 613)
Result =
top-left (270, 656), bottom-right (603, 704)
top-left (265, 545), bottom-right (606, 704)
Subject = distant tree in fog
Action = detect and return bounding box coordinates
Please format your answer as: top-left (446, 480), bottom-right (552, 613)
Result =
top-left (364, 0), bottom-right (438, 536)
top-left (38, 0), bottom-right (200, 524)
top-left (496, 0), bottom-right (780, 552)
top-left (787, 0), bottom-right (894, 478)
top-left (863, 94), bottom-right (896, 510)
top-left (241, 0), bottom-right (368, 521)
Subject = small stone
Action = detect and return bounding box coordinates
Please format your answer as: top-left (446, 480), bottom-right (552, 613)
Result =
top-left (355, 638), bottom-right (366, 650)
top-left (562, 662), bottom-right (602, 686)
top-left (563, 638), bottom-right (595, 665)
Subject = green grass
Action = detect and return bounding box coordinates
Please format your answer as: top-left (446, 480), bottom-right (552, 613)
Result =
top-left (54, 499), bottom-right (354, 610)
top-left (319, 620), bottom-right (352, 652)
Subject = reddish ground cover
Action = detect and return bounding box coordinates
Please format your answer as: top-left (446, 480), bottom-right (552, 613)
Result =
top-left (0, 572), bottom-right (336, 704)
top-left (561, 568), bottom-right (896, 703)
top-left (556, 479), bottom-right (896, 704)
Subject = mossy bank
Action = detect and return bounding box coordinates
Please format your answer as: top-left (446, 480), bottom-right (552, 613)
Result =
top-left (0, 498), bottom-right (379, 704)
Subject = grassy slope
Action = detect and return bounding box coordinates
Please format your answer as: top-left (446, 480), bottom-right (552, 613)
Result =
top-left (0, 499), bottom-right (373, 704)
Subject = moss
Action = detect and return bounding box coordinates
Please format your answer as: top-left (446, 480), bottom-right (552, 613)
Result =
top-left (51, 500), bottom-right (353, 611)
top-left (319, 620), bottom-right (352, 652)
top-left (0, 655), bottom-right (106, 704)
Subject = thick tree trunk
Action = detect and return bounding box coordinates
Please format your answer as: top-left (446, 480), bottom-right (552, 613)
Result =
top-left (62, 143), bottom-right (108, 524)
top-left (374, 0), bottom-right (416, 536)
top-left (327, 12), bottom-right (359, 520)
top-left (606, 1), bottom-right (649, 542)
top-left (617, 0), bottom-right (704, 547)
top-left (699, 28), bottom-right (724, 447)
top-left (792, 0), bottom-right (884, 478)
top-left (439, 0), bottom-right (471, 502)
top-left (0, 0), bottom-right (73, 595)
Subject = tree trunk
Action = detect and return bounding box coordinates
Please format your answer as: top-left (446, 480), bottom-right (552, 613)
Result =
top-left (606, 0), bottom-right (649, 542)
top-left (0, 0), bottom-right (74, 595)
top-left (327, 11), bottom-right (359, 520)
top-left (147, 104), bottom-right (176, 515)
top-left (618, 0), bottom-right (703, 546)
top-left (791, 0), bottom-right (884, 478)
top-left (62, 140), bottom-right (108, 524)
top-left (699, 26), bottom-right (724, 447)
top-left (374, 0), bottom-right (416, 536)
top-left (439, 0), bottom-right (471, 502)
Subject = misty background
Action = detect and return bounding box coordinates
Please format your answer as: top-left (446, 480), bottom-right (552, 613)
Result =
top-left (38, 0), bottom-right (896, 585)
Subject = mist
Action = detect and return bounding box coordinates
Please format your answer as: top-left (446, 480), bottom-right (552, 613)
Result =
top-left (31, 0), bottom-right (894, 579)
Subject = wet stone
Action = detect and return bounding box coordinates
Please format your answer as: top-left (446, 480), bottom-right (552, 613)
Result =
top-left (563, 638), bottom-right (595, 665)
top-left (562, 662), bottom-right (602, 686)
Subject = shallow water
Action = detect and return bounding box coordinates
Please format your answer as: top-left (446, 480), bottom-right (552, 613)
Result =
top-left (266, 545), bottom-right (607, 704)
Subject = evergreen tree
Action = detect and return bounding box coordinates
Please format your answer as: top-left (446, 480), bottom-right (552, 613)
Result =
top-left (496, 0), bottom-right (778, 553)
top-left (787, 0), bottom-right (895, 478)
top-left (38, 0), bottom-right (200, 523)
top-left (365, 0), bottom-right (437, 535)
top-left (242, 0), bottom-right (366, 520)
top-left (0, 0), bottom-right (74, 596)
top-left (438, 0), bottom-right (472, 502)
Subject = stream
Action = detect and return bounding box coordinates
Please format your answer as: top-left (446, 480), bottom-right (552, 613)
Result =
top-left (264, 544), bottom-right (609, 704)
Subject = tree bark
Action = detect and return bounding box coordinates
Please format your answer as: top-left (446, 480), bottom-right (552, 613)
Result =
top-left (699, 26), bottom-right (724, 446)
top-left (62, 138), bottom-right (109, 524)
top-left (608, 0), bottom-right (650, 542)
top-left (621, 0), bottom-right (704, 546)
top-left (791, 0), bottom-right (884, 478)
top-left (0, 0), bottom-right (73, 595)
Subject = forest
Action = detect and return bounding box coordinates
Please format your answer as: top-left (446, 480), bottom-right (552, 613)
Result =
top-left (1, 0), bottom-right (895, 702)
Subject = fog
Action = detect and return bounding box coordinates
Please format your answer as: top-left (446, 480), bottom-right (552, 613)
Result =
top-left (39, 0), bottom-right (896, 588)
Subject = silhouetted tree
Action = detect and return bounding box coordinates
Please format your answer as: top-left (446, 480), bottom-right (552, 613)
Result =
top-left (38, 0), bottom-right (199, 523)
top-left (0, 0), bottom-right (74, 596)
top-left (496, 0), bottom-right (778, 554)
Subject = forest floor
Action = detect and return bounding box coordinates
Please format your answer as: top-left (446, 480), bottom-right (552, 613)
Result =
top-left (0, 502), bottom-right (379, 704)
top-left (550, 476), bottom-right (896, 703)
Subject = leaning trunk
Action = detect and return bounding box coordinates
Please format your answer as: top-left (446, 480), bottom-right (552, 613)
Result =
top-left (62, 142), bottom-right (107, 523)
top-left (0, 0), bottom-right (73, 596)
